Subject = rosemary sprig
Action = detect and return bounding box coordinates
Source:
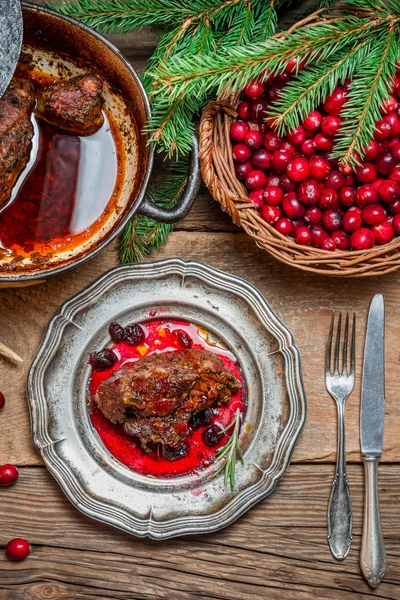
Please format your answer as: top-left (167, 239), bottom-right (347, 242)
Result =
top-left (212, 408), bottom-right (243, 491)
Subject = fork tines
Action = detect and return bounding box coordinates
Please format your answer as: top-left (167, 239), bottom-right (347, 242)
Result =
top-left (326, 312), bottom-right (356, 378)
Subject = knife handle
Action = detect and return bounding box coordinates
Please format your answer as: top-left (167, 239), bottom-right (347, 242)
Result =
top-left (360, 456), bottom-right (387, 588)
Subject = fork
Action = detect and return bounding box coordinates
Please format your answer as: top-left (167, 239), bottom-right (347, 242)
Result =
top-left (326, 312), bottom-right (356, 561)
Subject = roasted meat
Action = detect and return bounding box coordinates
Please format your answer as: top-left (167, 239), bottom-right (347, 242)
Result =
top-left (36, 74), bottom-right (104, 135)
top-left (0, 79), bottom-right (35, 206)
top-left (94, 349), bottom-right (241, 452)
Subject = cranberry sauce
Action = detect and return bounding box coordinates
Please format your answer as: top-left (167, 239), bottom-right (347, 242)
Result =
top-left (89, 318), bottom-right (245, 478)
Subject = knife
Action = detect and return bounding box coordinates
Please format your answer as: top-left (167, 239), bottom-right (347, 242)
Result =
top-left (0, 0), bottom-right (23, 98)
top-left (360, 294), bottom-right (387, 588)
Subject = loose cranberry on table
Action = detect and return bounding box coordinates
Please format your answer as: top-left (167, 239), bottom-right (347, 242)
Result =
top-left (5, 538), bottom-right (31, 560)
top-left (287, 157), bottom-right (311, 182)
top-left (260, 204), bottom-right (281, 224)
top-left (0, 464), bottom-right (19, 486)
top-left (0, 392), bottom-right (5, 410)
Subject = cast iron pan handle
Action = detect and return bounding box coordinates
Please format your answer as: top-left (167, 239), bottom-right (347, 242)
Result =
top-left (138, 134), bottom-right (201, 224)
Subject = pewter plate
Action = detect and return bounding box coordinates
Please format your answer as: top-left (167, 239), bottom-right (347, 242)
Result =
top-left (27, 259), bottom-right (306, 539)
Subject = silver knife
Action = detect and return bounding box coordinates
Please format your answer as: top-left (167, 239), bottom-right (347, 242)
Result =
top-left (0, 0), bottom-right (23, 98)
top-left (360, 294), bottom-right (387, 588)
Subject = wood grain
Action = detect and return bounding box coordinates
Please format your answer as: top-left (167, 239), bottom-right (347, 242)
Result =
top-left (0, 465), bottom-right (399, 600)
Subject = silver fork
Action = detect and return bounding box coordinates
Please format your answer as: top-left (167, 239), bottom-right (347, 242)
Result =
top-left (326, 312), bottom-right (356, 561)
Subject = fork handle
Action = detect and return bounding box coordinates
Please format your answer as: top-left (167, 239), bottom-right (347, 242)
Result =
top-left (328, 401), bottom-right (352, 560)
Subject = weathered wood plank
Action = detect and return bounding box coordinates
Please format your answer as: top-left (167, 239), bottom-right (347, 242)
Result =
top-left (0, 465), bottom-right (399, 600)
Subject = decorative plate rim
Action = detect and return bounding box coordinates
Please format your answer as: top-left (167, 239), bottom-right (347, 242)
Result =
top-left (27, 258), bottom-right (306, 539)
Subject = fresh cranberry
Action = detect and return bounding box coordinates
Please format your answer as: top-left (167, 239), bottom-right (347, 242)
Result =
top-left (323, 87), bottom-right (346, 115)
top-left (343, 210), bottom-right (362, 232)
top-left (380, 179), bottom-right (400, 203)
top-left (285, 56), bottom-right (306, 73)
top-left (356, 185), bottom-right (379, 207)
top-left (264, 131), bottom-right (282, 152)
top-left (0, 464), bottom-right (19, 486)
top-left (344, 174), bottom-right (355, 186)
top-left (264, 80), bottom-right (285, 103)
top-left (298, 179), bottom-right (321, 204)
top-left (249, 98), bottom-right (269, 121)
top-left (275, 217), bottom-right (293, 235)
top-left (287, 125), bottom-right (306, 147)
top-left (363, 140), bottom-right (380, 160)
top-left (263, 186), bottom-right (283, 205)
top-left (230, 121), bottom-right (249, 142)
top-left (248, 190), bottom-right (264, 207)
top-left (333, 230), bottom-right (350, 250)
top-left (237, 101), bottom-right (250, 120)
top-left (372, 221), bottom-right (395, 244)
top-left (375, 151), bottom-right (398, 176)
top-left (338, 162), bottom-right (353, 176)
top-left (372, 177), bottom-right (384, 191)
top-left (393, 213), bottom-right (400, 233)
top-left (374, 119), bottom-right (392, 141)
top-left (320, 188), bottom-right (339, 210)
top-left (304, 206), bottom-right (322, 224)
top-left (380, 95), bottom-right (398, 114)
top-left (385, 215), bottom-right (394, 226)
top-left (246, 170), bottom-right (267, 190)
top-left (235, 161), bottom-right (253, 180)
top-left (5, 539), bottom-right (31, 561)
top-left (339, 186), bottom-right (355, 207)
top-left (390, 142), bottom-right (400, 161)
top-left (309, 155), bottom-right (330, 180)
top-left (348, 205), bottom-right (363, 215)
top-left (389, 165), bottom-right (400, 182)
top-left (272, 149), bottom-right (291, 173)
top-left (310, 224), bottom-right (329, 247)
top-left (314, 134), bottom-right (333, 151)
top-left (108, 322), bottom-right (125, 343)
top-left (322, 237), bottom-right (337, 251)
top-left (303, 110), bottom-right (322, 132)
top-left (244, 79), bottom-right (265, 99)
top-left (287, 157), bottom-right (311, 182)
top-left (251, 149), bottom-right (272, 170)
top-left (355, 163), bottom-right (378, 183)
top-left (383, 113), bottom-right (400, 136)
top-left (191, 409), bottom-right (212, 430)
top-left (281, 140), bottom-right (295, 153)
top-left (203, 426), bottom-right (222, 447)
top-left (362, 204), bottom-right (385, 225)
top-left (389, 199), bottom-right (400, 214)
top-left (280, 173), bottom-right (297, 191)
top-left (293, 226), bottom-right (311, 245)
top-left (244, 130), bottom-right (263, 149)
top-left (260, 204), bottom-right (281, 224)
top-left (350, 228), bottom-right (375, 250)
top-left (173, 329), bottom-right (193, 349)
top-left (0, 392), bottom-right (4, 410)
top-left (282, 193), bottom-right (304, 219)
top-left (322, 209), bottom-right (342, 231)
top-left (265, 174), bottom-right (281, 187)
top-left (321, 115), bottom-right (342, 137)
top-left (387, 136), bottom-right (400, 149)
top-left (325, 170), bottom-right (345, 190)
top-left (89, 349), bottom-right (118, 371)
top-left (163, 443), bottom-right (189, 461)
top-left (301, 139), bottom-right (315, 155)
top-left (232, 143), bottom-right (252, 163)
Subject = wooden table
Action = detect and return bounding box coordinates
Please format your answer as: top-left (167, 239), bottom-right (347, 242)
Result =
top-left (1, 14), bottom-right (400, 600)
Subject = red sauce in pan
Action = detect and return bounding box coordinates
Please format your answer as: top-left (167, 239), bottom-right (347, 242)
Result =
top-left (89, 319), bottom-right (245, 478)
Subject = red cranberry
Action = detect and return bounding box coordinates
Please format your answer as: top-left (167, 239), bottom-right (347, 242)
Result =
top-left (260, 204), bottom-right (281, 224)
top-left (244, 130), bottom-right (263, 149)
top-left (375, 151), bottom-right (397, 175)
top-left (393, 213), bottom-right (400, 233)
top-left (246, 170), bottom-right (267, 190)
top-left (389, 199), bottom-right (400, 214)
top-left (387, 136), bottom-right (400, 149)
top-left (301, 139), bottom-right (315, 155)
top-left (380, 95), bottom-right (398, 114)
top-left (309, 155), bottom-right (331, 180)
top-left (0, 392), bottom-right (4, 410)
top-left (285, 56), bottom-right (306, 73)
top-left (389, 165), bottom-right (400, 182)
top-left (237, 101), bottom-right (250, 120)
top-left (321, 115), bottom-right (342, 137)
top-left (163, 443), bottom-right (189, 461)
top-left (363, 139), bottom-right (380, 160)
top-left (287, 125), bottom-right (306, 147)
top-left (275, 218), bottom-right (293, 235)
top-left (390, 142), bottom-right (400, 160)
top-left (272, 149), bottom-right (291, 173)
top-left (325, 170), bottom-right (345, 190)
top-left (203, 425), bottom-right (222, 447)
top-left (173, 329), bottom-right (193, 349)
top-left (294, 226), bottom-right (312, 245)
top-left (374, 119), bottom-right (392, 141)
top-left (263, 186), bottom-right (283, 205)
top-left (355, 163), bottom-right (378, 183)
top-left (89, 349), bottom-right (118, 371)
top-left (344, 174), bottom-right (355, 186)
top-left (339, 186), bottom-right (355, 207)
top-left (319, 188), bottom-right (339, 210)
top-left (383, 113), bottom-right (400, 136)
top-left (323, 87), bottom-right (346, 115)
top-left (249, 190), bottom-right (264, 207)
top-left (264, 80), bottom-right (285, 103)
top-left (350, 228), bottom-right (375, 250)
top-left (280, 173), bottom-right (297, 191)
top-left (310, 224), bottom-right (329, 247)
top-left (5, 539), bottom-right (31, 561)
top-left (232, 143), bottom-right (252, 163)
top-left (321, 237), bottom-right (336, 251)
top-left (356, 185), bottom-right (379, 207)
top-left (230, 121), bottom-right (249, 142)
top-left (235, 161), bottom-right (253, 180)
top-left (348, 205), bottom-right (363, 215)
top-left (372, 221), bottom-right (395, 244)
top-left (291, 217), bottom-right (305, 231)
top-left (379, 179), bottom-right (400, 203)
top-left (249, 98), bottom-right (269, 121)
top-left (0, 464), bottom-right (19, 486)
top-left (304, 206), bottom-right (322, 224)
top-left (287, 157), bottom-right (311, 182)
top-left (264, 131), bottom-right (282, 152)
top-left (338, 162), bottom-right (353, 176)
top-left (251, 149), bottom-right (272, 170)
top-left (282, 193), bottom-right (304, 219)
top-left (314, 133), bottom-right (333, 151)
top-left (303, 110), bottom-right (322, 132)
top-left (372, 177), bottom-right (384, 191)
top-left (298, 179), bottom-right (321, 204)
top-left (322, 209), bottom-right (342, 231)
top-left (281, 140), bottom-right (295, 153)
top-left (343, 210), bottom-right (362, 232)
top-left (244, 79), bottom-right (264, 99)
top-left (333, 230), bottom-right (350, 250)
top-left (363, 204), bottom-right (386, 225)
top-left (265, 174), bottom-right (281, 187)
top-left (109, 322), bottom-right (125, 343)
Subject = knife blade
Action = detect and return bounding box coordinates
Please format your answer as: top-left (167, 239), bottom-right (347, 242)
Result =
top-left (360, 293), bottom-right (386, 589)
top-left (0, 0), bottom-right (23, 98)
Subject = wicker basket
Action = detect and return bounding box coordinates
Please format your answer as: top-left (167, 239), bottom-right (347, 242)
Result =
top-left (198, 10), bottom-right (400, 277)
